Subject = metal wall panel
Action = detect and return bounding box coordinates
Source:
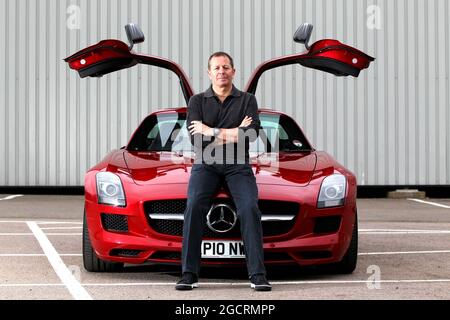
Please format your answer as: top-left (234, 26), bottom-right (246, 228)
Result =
top-left (0, 0), bottom-right (449, 186)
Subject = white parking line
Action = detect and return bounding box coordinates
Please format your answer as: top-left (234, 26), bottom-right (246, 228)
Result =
top-left (0, 233), bottom-right (81, 236)
top-left (37, 221), bottom-right (82, 225)
top-left (1, 250), bottom-right (449, 258)
top-left (270, 279), bottom-right (450, 285)
top-left (360, 231), bottom-right (450, 235)
top-left (407, 198), bottom-right (450, 209)
top-left (1, 279), bottom-right (449, 288)
top-left (360, 228), bottom-right (450, 232)
top-left (358, 250), bottom-right (450, 255)
top-left (0, 279), bottom-right (450, 287)
top-left (11, 231), bottom-right (450, 236)
top-left (0, 221), bottom-right (82, 224)
top-left (359, 228), bottom-right (450, 235)
top-left (26, 222), bottom-right (92, 300)
top-left (40, 227), bottom-right (82, 230)
top-left (0, 195), bottom-right (24, 201)
top-left (2, 250), bottom-right (450, 258)
top-left (45, 233), bottom-right (82, 236)
top-left (2, 229), bottom-right (450, 236)
top-left (0, 254), bottom-right (82, 257)
top-left (0, 284), bottom-right (66, 287)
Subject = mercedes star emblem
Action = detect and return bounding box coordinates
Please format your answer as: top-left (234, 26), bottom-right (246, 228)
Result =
top-left (206, 203), bottom-right (237, 233)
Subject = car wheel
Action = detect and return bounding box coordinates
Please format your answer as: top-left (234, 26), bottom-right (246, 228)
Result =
top-left (83, 210), bottom-right (123, 272)
top-left (332, 212), bottom-right (358, 274)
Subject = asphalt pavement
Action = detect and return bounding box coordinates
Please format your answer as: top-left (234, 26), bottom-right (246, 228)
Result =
top-left (1, 195), bottom-right (449, 300)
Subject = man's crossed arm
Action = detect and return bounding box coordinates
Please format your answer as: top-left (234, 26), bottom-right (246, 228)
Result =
top-left (188, 116), bottom-right (252, 144)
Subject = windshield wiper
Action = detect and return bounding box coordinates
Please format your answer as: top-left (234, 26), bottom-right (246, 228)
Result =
top-left (281, 149), bottom-right (313, 153)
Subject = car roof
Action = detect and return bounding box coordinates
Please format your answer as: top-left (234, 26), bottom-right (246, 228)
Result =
top-left (150, 107), bottom-right (291, 118)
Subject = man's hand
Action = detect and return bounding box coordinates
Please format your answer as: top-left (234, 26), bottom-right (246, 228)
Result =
top-left (189, 116), bottom-right (253, 141)
top-left (189, 121), bottom-right (214, 136)
top-left (239, 116), bottom-right (252, 128)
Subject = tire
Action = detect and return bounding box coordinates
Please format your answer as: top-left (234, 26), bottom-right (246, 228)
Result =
top-left (332, 212), bottom-right (358, 274)
top-left (83, 210), bottom-right (123, 272)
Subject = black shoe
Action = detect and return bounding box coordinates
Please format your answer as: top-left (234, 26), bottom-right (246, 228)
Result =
top-left (250, 274), bottom-right (272, 291)
top-left (175, 272), bottom-right (199, 291)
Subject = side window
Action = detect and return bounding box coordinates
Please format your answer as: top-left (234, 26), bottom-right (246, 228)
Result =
top-left (278, 126), bottom-right (289, 140)
top-left (147, 126), bottom-right (160, 139)
top-left (128, 113), bottom-right (188, 151)
top-left (146, 117), bottom-right (183, 151)
top-left (171, 123), bottom-right (193, 153)
top-left (249, 114), bottom-right (311, 153)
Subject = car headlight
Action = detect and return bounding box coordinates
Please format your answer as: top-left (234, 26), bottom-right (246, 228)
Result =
top-left (317, 174), bottom-right (346, 208)
top-left (96, 172), bottom-right (126, 207)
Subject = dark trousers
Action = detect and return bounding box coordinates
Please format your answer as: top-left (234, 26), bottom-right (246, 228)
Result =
top-left (181, 164), bottom-right (266, 277)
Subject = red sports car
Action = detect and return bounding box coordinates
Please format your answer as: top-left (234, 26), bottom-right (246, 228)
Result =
top-left (65, 23), bottom-right (374, 273)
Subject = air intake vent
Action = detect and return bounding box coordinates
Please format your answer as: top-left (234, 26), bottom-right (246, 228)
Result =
top-left (101, 213), bottom-right (128, 232)
top-left (313, 216), bottom-right (341, 234)
top-left (110, 249), bottom-right (142, 257)
top-left (150, 251), bottom-right (182, 260)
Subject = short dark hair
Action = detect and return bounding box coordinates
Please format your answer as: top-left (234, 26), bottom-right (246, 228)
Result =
top-left (207, 51), bottom-right (234, 70)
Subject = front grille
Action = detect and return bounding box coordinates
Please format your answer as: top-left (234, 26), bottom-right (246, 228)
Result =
top-left (101, 213), bottom-right (128, 232)
top-left (146, 199), bottom-right (186, 214)
top-left (144, 199), bottom-right (299, 238)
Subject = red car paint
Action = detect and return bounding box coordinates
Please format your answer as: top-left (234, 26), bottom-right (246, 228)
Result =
top-left (66, 26), bottom-right (373, 271)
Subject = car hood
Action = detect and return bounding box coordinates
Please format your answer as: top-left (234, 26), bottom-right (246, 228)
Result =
top-left (123, 151), bottom-right (317, 187)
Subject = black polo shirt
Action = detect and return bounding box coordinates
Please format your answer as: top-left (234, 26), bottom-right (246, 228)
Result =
top-left (187, 85), bottom-right (261, 164)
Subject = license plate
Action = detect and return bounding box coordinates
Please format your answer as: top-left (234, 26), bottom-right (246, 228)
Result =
top-left (201, 240), bottom-right (245, 258)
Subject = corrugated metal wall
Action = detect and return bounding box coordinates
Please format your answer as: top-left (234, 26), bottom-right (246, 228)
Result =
top-left (0, 0), bottom-right (449, 186)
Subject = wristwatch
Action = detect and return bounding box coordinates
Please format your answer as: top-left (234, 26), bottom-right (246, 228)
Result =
top-left (213, 128), bottom-right (220, 137)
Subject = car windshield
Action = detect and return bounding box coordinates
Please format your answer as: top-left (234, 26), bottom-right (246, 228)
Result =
top-left (126, 113), bottom-right (312, 153)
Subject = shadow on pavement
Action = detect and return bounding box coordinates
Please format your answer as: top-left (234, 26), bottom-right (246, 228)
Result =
top-left (117, 263), bottom-right (347, 281)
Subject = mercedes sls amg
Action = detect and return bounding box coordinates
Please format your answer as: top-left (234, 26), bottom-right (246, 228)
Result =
top-left (65, 23), bottom-right (374, 273)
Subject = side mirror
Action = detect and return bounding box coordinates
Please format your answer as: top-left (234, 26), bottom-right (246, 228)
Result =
top-left (293, 23), bottom-right (314, 50)
top-left (125, 23), bottom-right (145, 50)
top-left (292, 140), bottom-right (303, 148)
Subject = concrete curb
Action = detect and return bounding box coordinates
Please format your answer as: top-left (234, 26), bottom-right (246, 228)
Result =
top-left (387, 189), bottom-right (426, 199)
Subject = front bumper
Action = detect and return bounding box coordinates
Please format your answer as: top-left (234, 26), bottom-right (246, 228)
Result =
top-left (85, 189), bottom-right (356, 267)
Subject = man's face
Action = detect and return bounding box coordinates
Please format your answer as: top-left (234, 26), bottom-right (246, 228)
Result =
top-left (208, 55), bottom-right (235, 88)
